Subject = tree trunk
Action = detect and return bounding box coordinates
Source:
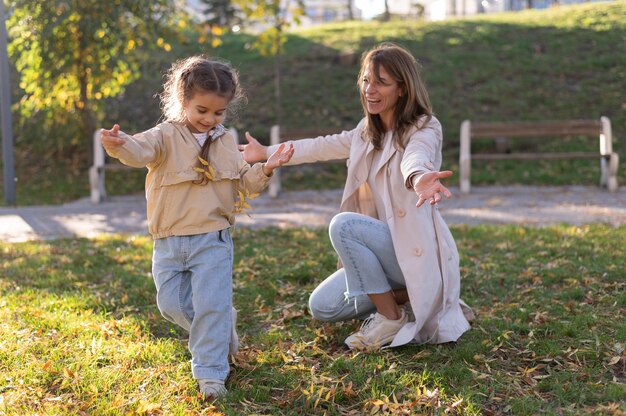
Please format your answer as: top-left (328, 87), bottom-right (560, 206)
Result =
top-left (346, 0), bottom-right (353, 20)
top-left (76, 29), bottom-right (97, 161)
top-left (449, 0), bottom-right (457, 16)
top-left (382, 0), bottom-right (390, 21)
top-left (274, 25), bottom-right (282, 128)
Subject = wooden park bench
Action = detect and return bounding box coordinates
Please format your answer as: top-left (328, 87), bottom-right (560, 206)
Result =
top-left (458, 116), bottom-right (619, 193)
top-left (267, 125), bottom-right (346, 197)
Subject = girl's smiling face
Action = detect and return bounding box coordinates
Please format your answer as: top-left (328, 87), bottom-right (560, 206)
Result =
top-left (361, 64), bottom-right (402, 131)
top-left (183, 91), bottom-right (230, 133)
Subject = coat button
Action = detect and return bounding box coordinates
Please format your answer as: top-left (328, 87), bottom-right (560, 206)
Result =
top-left (396, 208), bottom-right (406, 217)
top-left (413, 247), bottom-right (423, 256)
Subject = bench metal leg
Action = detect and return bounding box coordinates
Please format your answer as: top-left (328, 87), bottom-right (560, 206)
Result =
top-left (89, 165), bottom-right (106, 203)
top-left (600, 153), bottom-right (619, 192)
top-left (607, 153), bottom-right (619, 192)
top-left (268, 125), bottom-right (281, 198)
top-left (459, 120), bottom-right (471, 194)
top-left (90, 130), bottom-right (107, 203)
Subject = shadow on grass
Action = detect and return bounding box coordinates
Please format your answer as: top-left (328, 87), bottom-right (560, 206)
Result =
top-left (0, 236), bottom-right (177, 338)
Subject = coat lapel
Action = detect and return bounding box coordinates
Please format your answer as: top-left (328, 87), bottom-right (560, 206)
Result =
top-left (375, 133), bottom-right (398, 175)
top-left (341, 139), bottom-right (373, 207)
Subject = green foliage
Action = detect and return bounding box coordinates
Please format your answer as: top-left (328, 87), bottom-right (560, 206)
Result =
top-left (2, 2), bottom-right (625, 205)
top-left (5, 0), bottom-right (179, 153)
top-left (234, 0), bottom-right (305, 55)
top-left (0, 225), bottom-right (624, 414)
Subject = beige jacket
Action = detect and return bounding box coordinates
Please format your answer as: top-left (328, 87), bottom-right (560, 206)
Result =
top-left (107, 122), bottom-right (270, 239)
top-left (269, 116), bottom-right (472, 346)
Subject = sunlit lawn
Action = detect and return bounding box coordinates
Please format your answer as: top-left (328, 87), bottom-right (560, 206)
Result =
top-left (1, 225), bottom-right (624, 415)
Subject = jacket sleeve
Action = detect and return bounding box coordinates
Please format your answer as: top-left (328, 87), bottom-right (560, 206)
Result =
top-left (265, 126), bottom-right (358, 165)
top-left (400, 117), bottom-right (443, 188)
top-left (239, 161), bottom-right (271, 194)
top-left (105, 125), bottom-right (165, 168)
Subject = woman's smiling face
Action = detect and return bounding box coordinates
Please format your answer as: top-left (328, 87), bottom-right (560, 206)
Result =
top-left (360, 64), bottom-right (402, 130)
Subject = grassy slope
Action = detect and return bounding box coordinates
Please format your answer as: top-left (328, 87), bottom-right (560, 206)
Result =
top-left (1, 2), bottom-right (625, 205)
top-left (0, 225), bottom-right (624, 414)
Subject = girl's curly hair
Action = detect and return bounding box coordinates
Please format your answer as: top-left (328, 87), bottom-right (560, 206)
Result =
top-left (160, 56), bottom-right (245, 124)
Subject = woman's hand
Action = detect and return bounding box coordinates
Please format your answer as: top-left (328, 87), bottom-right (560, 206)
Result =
top-left (239, 132), bottom-right (269, 163)
top-left (100, 124), bottom-right (126, 152)
top-left (413, 170), bottom-right (453, 207)
top-left (262, 143), bottom-right (294, 176)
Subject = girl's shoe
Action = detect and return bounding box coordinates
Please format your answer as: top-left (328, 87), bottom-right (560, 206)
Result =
top-left (199, 379), bottom-right (227, 400)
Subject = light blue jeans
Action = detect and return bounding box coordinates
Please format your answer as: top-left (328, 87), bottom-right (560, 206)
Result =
top-left (152, 229), bottom-right (233, 381)
top-left (309, 212), bottom-right (406, 322)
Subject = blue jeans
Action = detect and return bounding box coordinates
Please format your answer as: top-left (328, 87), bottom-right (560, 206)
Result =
top-left (152, 230), bottom-right (233, 381)
top-left (309, 212), bottom-right (406, 322)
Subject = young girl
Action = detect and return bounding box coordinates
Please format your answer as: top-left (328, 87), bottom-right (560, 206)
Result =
top-left (100, 56), bottom-right (294, 400)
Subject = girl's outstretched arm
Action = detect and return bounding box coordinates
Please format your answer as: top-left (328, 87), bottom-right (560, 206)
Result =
top-left (262, 143), bottom-right (295, 176)
top-left (100, 124), bottom-right (126, 152)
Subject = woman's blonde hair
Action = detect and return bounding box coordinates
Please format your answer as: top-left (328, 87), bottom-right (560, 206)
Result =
top-left (357, 43), bottom-right (432, 150)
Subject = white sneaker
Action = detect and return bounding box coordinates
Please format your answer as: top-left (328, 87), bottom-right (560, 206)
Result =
top-left (230, 307), bottom-right (239, 356)
top-left (344, 310), bottom-right (408, 350)
top-left (198, 378), bottom-right (227, 400)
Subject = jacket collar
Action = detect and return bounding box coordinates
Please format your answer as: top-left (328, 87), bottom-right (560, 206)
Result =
top-left (208, 124), bottom-right (227, 141)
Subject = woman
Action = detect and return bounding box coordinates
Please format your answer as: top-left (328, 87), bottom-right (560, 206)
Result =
top-left (241, 42), bottom-right (473, 350)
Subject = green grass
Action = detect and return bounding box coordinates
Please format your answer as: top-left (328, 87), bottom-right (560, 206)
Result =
top-left (1, 1), bottom-right (625, 205)
top-left (1, 225), bottom-right (624, 414)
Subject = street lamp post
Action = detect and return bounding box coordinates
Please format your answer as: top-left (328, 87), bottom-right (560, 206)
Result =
top-left (0, 0), bottom-right (16, 205)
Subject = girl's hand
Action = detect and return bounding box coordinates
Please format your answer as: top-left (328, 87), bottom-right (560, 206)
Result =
top-left (262, 143), bottom-right (295, 176)
top-left (100, 124), bottom-right (126, 152)
top-left (413, 170), bottom-right (453, 207)
top-left (238, 132), bottom-right (269, 163)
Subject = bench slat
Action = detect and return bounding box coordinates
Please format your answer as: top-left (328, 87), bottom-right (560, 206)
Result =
top-left (472, 152), bottom-right (605, 161)
top-left (101, 163), bottom-right (136, 171)
top-left (471, 120), bottom-right (601, 138)
top-left (281, 128), bottom-right (344, 140)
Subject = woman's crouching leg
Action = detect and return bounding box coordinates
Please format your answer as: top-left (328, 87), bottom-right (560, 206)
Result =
top-left (308, 268), bottom-right (375, 322)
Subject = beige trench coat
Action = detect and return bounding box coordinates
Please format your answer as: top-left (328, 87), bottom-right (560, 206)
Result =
top-left (269, 116), bottom-right (472, 346)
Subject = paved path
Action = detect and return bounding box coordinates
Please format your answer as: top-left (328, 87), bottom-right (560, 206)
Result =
top-left (1, 185), bottom-right (624, 242)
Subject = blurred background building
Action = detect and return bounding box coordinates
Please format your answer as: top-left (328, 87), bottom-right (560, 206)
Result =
top-left (186, 0), bottom-right (613, 26)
